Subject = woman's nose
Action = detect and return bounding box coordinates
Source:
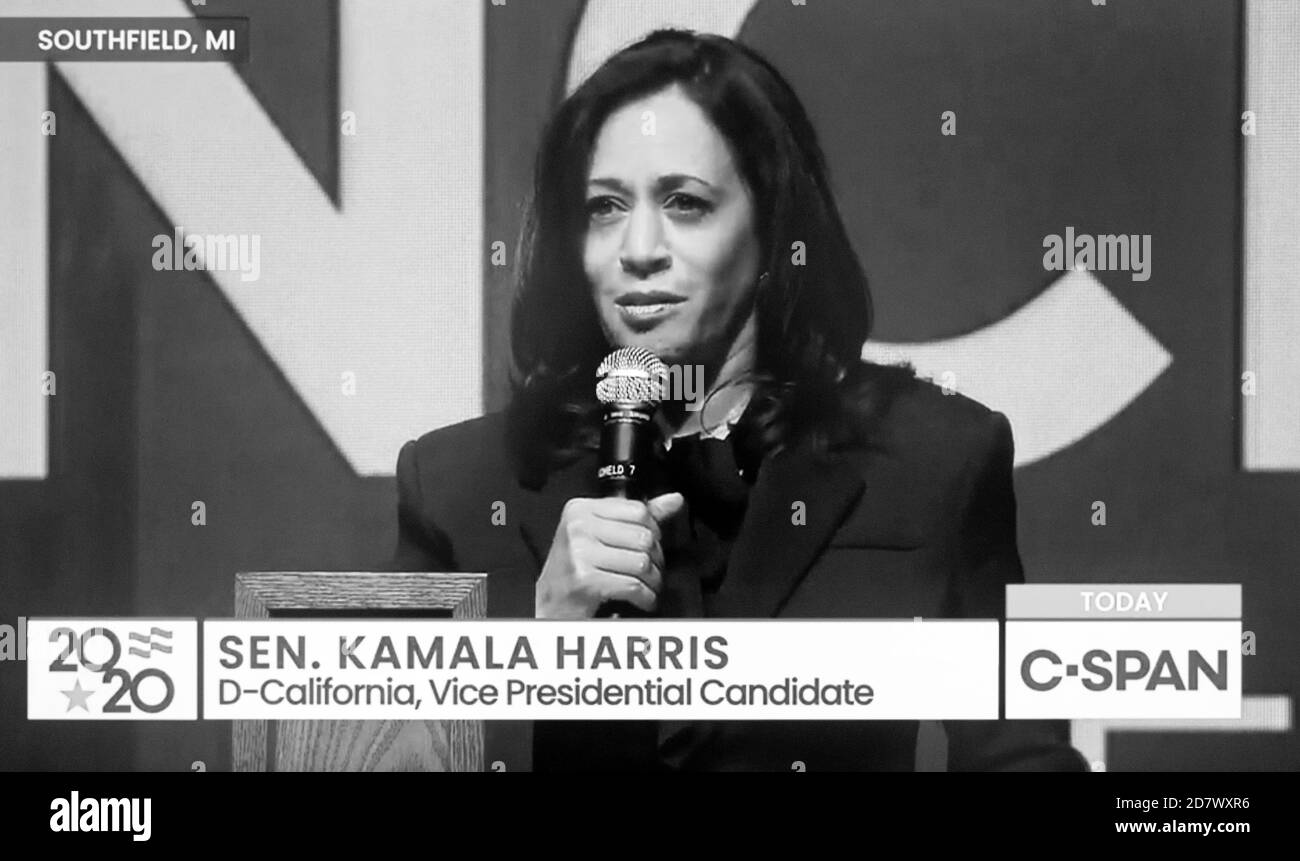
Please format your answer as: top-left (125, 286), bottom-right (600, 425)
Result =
top-left (619, 204), bottom-right (671, 278)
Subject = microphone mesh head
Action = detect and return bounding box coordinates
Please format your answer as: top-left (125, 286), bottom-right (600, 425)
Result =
top-left (596, 347), bottom-right (667, 406)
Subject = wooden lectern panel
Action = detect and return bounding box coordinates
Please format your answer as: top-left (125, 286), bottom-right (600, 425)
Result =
top-left (233, 572), bottom-right (487, 773)
top-left (274, 718), bottom-right (482, 772)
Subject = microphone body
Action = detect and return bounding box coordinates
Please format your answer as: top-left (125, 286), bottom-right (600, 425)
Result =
top-left (598, 401), bottom-right (656, 500)
top-left (595, 347), bottom-right (668, 617)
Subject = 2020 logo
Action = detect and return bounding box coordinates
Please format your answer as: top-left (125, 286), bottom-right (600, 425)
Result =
top-left (47, 626), bottom-right (176, 715)
top-left (27, 619), bottom-right (197, 721)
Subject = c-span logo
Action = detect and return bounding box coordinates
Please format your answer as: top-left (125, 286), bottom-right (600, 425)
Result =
top-left (27, 619), bottom-right (198, 720)
top-left (1004, 586), bottom-right (1241, 719)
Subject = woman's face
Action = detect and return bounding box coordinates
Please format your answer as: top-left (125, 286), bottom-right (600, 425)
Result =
top-left (583, 84), bottom-right (761, 369)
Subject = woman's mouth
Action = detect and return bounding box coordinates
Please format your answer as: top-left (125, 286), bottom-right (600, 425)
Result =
top-left (622, 302), bottom-right (674, 316)
top-left (615, 292), bottom-right (686, 327)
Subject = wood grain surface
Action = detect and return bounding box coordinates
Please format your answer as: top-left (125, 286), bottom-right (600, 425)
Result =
top-left (233, 572), bottom-right (487, 772)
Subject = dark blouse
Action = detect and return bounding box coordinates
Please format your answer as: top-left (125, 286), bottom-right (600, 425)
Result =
top-left (532, 412), bottom-right (765, 771)
top-left (648, 411), bottom-right (764, 617)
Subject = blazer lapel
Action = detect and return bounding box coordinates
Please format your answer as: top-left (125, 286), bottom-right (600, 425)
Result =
top-left (657, 444), bottom-right (865, 765)
top-left (710, 444), bottom-right (866, 618)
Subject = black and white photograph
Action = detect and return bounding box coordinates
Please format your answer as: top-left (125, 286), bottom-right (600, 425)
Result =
top-left (0, 0), bottom-right (1294, 842)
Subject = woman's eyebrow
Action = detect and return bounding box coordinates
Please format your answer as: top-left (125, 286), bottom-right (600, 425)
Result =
top-left (586, 176), bottom-right (629, 194)
top-left (586, 173), bottom-right (716, 194)
top-left (656, 173), bottom-right (715, 191)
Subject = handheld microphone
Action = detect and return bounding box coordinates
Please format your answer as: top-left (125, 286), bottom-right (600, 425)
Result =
top-left (595, 346), bottom-right (667, 500)
top-left (595, 347), bottom-right (667, 618)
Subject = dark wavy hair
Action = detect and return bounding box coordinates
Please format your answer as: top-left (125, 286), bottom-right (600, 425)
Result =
top-left (507, 28), bottom-right (913, 485)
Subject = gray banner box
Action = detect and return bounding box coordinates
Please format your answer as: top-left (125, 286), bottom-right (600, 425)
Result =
top-left (0, 17), bottom-right (248, 62)
top-left (1006, 584), bottom-right (1241, 619)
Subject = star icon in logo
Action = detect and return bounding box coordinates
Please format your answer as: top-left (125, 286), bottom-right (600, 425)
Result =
top-left (61, 679), bottom-right (94, 713)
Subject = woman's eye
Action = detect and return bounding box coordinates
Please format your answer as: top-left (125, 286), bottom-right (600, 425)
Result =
top-left (664, 193), bottom-right (711, 217)
top-left (584, 196), bottom-right (622, 221)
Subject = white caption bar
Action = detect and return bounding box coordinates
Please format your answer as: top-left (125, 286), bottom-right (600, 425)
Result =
top-left (203, 619), bottom-right (998, 721)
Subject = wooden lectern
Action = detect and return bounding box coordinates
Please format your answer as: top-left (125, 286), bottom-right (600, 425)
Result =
top-left (233, 572), bottom-right (487, 772)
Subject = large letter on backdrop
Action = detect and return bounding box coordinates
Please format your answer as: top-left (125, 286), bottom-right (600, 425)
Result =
top-left (0, 0), bottom-right (482, 478)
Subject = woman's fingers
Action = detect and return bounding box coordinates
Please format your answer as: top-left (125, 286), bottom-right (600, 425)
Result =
top-left (594, 520), bottom-right (664, 571)
top-left (592, 497), bottom-right (663, 544)
top-left (596, 572), bottom-right (658, 613)
top-left (583, 541), bottom-right (663, 594)
top-left (537, 495), bottom-right (680, 619)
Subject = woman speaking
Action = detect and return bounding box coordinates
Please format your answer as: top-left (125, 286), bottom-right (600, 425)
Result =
top-left (395, 29), bottom-right (1085, 772)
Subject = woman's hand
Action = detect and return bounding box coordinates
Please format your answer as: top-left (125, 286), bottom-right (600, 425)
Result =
top-left (535, 493), bottom-right (686, 619)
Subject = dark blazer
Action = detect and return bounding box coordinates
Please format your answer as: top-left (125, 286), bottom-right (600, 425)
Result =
top-left (393, 369), bottom-right (1086, 772)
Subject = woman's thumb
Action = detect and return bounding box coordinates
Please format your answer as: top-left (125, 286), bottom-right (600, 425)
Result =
top-left (647, 491), bottom-right (686, 523)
